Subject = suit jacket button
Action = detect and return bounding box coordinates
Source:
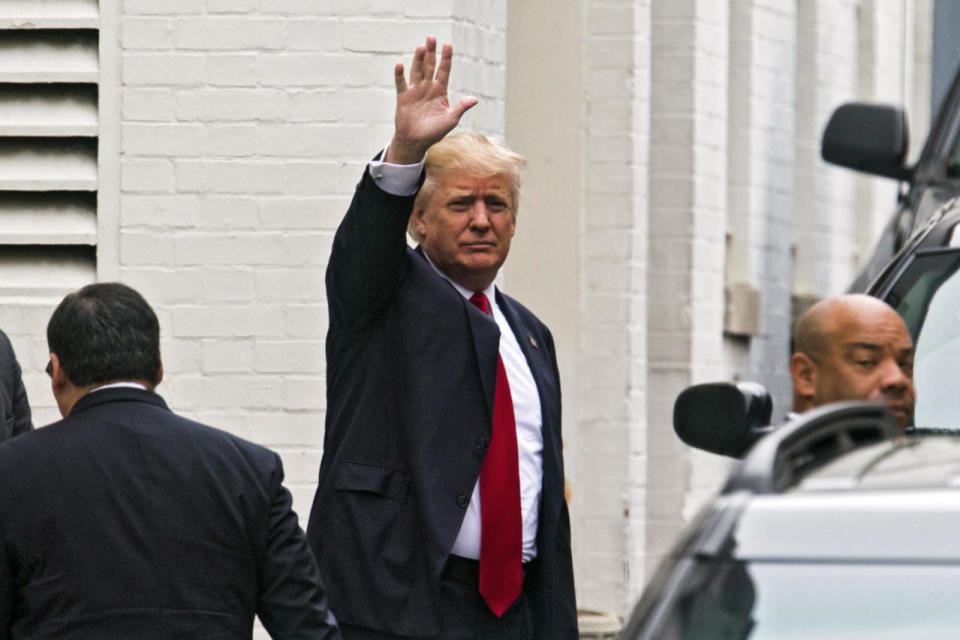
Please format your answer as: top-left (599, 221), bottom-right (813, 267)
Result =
top-left (474, 436), bottom-right (487, 452)
top-left (456, 494), bottom-right (470, 508)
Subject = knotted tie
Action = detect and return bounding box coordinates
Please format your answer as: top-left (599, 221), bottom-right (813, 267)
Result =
top-left (469, 292), bottom-right (522, 617)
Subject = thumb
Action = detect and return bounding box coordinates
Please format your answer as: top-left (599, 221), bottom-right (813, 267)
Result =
top-left (451, 96), bottom-right (478, 119)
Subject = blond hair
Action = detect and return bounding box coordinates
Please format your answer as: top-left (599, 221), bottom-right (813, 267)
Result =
top-left (409, 133), bottom-right (526, 241)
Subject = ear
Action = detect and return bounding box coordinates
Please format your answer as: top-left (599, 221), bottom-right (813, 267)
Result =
top-left (49, 353), bottom-right (69, 393)
top-left (411, 206), bottom-right (427, 239)
top-left (789, 352), bottom-right (816, 400)
top-left (155, 355), bottom-right (164, 387)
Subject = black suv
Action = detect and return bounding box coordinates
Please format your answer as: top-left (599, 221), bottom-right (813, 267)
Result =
top-left (620, 86), bottom-right (960, 638)
top-left (823, 66), bottom-right (960, 291)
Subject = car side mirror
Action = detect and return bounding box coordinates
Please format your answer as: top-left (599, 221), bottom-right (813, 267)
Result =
top-left (821, 102), bottom-right (911, 181)
top-left (673, 381), bottom-right (773, 458)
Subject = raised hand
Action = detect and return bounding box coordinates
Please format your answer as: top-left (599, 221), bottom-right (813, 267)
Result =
top-left (385, 37), bottom-right (478, 165)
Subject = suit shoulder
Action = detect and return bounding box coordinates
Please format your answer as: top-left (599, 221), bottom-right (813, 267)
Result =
top-left (497, 290), bottom-right (553, 334)
top-left (174, 414), bottom-right (279, 465)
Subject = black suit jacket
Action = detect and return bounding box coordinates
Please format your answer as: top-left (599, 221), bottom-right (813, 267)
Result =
top-left (0, 330), bottom-right (31, 441)
top-left (306, 170), bottom-right (577, 637)
top-left (0, 387), bottom-right (339, 640)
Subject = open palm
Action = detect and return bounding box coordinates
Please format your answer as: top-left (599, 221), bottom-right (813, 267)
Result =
top-left (387, 37), bottom-right (477, 165)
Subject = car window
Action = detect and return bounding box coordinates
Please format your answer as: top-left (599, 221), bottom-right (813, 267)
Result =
top-left (640, 559), bottom-right (960, 639)
top-left (882, 248), bottom-right (960, 428)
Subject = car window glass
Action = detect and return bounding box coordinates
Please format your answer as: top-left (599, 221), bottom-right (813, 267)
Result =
top-left (910, 262), bottom-right (960, 426)
top-left (641, 560), bottom-right (960, 639)
top-left (882, 249), bottom-right (960, 428)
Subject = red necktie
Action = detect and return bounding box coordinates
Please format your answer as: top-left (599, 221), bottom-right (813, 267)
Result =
top-left (469, 292), bottom-right (522, 617)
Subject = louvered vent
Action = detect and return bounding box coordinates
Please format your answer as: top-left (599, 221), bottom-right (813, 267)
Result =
top-left (0, 1), bottom-right (98, 298)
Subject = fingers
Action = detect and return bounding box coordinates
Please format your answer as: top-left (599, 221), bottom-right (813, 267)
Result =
top-left (434, 43), bottom-right (453, 88)
top-left (421, 37), bottom-right (438, 84)
top-left (394, 62), bottom-right (407, 94)
top-left (409, 44), bottom-right (425, 84)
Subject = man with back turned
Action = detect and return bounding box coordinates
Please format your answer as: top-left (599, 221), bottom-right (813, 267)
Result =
top-left (0, 282), bottom-right (340, 639)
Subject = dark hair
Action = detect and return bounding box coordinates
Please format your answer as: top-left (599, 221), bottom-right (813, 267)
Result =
top-left (47, 282), bottom-right (161, 387)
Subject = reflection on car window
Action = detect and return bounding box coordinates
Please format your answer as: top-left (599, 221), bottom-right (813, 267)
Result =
top-left (910, 263), bottom-right (960, 426)
top-left (884, 249), bottom-right (960, 428)
top-left (649, 560), bottom-right (960, 639)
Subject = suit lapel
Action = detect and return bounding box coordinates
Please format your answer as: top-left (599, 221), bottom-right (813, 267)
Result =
top-left (414, 245), bottom-right (501, 417)
top-left (495, 291), bottom-right (552, 427)
top-left (465, 297), bottom-right (500, 419)
top-left (497, 291), bottom-right (563, 524)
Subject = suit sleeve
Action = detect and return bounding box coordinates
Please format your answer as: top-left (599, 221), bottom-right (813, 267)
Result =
top-left (0, 331), bottom-right (31, 437)
top-left (325, 167), bottom-right (420, 333)
top-left (10, 358), bottom-right (31, 437)
top-left (256, 454), bottom-right (341, 640)
top-left (0, 538), bottom-right (10, 640)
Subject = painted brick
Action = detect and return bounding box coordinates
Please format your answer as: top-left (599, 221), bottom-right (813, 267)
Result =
top-left (343, 20), bottom-right (453, 53)
top-left (121, 194), bottom-right (202, 227)
top-left (122, 18), bottom-right (174, 50)
top-left (288, 90), bottom-right (347, 122)
top-left (205, 54), bottom-right (260, 87)
top-left (173, 233), bottom-right (288, 266)
top-left (175, 89), bottom-right (289, 122)
top-left (258, 196), bottom-right (349, 231)
top-left (120, 159), bottom-right (175, 193)
top-left (196, 197), bottom-right (261, 230)
top-left (123, 53), bottom-right (206, 86)
top-left (122, 123), bottom-right (206, 156)
top-left (122, 268), bottom-right (203, 303)
top-left (174, 160), bottom-right (292, 194)
top-left (201, 269), bottom-right (257, 302)
top-left (257, 53), bottom-right (385, 88)
top-left (283, 19), bottom-right (344, 52)
top-left (124, 0), bottom-right (204, 15)
top-left (254, 341), bottom-right (325, 374)
top-left (172, 306), bottom-right (285, 338)
top-left (203, 340), bottom-right (254, 373)
top-left (254, 269), bottom-right (325, 302)
top-left (283, 305), bottom-right (328, 339)
top-left (207, 0), bottom-right (258, 12)
top-left (123, 88), bottom-right (175, 121)
top-left (175, 18), bottom-right (287, 50)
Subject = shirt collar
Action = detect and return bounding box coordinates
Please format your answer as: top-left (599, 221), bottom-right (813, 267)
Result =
top-left (89, 381), bottom-right (149, 394)
top-left (420, 249), bottom-right (497, 303)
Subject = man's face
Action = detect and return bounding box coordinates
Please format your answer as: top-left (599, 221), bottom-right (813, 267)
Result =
top-left (812, 307), bottom-right (915, 428)
top-left (413, 171), bottom-right (516, 292)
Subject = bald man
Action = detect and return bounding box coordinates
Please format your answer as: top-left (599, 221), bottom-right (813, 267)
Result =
top-left (790, 294), bottom-right (915, 429)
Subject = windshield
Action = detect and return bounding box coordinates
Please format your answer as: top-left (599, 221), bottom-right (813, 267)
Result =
top-left (644, 559), bottom-right (960, 639)
top-left (882, 248), bottom-right (960, 428)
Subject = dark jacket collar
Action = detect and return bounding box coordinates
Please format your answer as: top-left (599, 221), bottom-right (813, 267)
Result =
top-left (70, 386), bottom-right (169, 416)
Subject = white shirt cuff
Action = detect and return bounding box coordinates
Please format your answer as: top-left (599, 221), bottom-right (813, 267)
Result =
top-left (368, 145), bottom-right (425, 196)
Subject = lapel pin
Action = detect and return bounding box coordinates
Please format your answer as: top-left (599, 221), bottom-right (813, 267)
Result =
top-left (528, 335), bottom-right (538, 349)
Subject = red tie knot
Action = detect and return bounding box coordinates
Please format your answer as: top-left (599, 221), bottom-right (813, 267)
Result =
top-left (470, 292), bottom-right (490, 315)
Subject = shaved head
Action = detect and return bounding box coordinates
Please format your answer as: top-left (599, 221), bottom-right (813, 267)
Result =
top-left (794, 295), bottom-right (898, 360)
top-left (790, 294), bottom-right (915, 428)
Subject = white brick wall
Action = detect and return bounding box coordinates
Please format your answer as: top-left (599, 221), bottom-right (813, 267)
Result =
top-left (724, 0), bottom-right (796, 421)
top-left (645, 0), bottom-right (729, 588)
top-left (794, 0), bottom-right (860, 296)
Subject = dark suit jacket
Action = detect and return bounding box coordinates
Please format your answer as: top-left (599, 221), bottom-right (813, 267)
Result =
top-left (0, 330), bottom-right (31, 441)
top-left (0, 387), bottom-right (339, 640)
top-left (306, 170), bottom-right (577, 638)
